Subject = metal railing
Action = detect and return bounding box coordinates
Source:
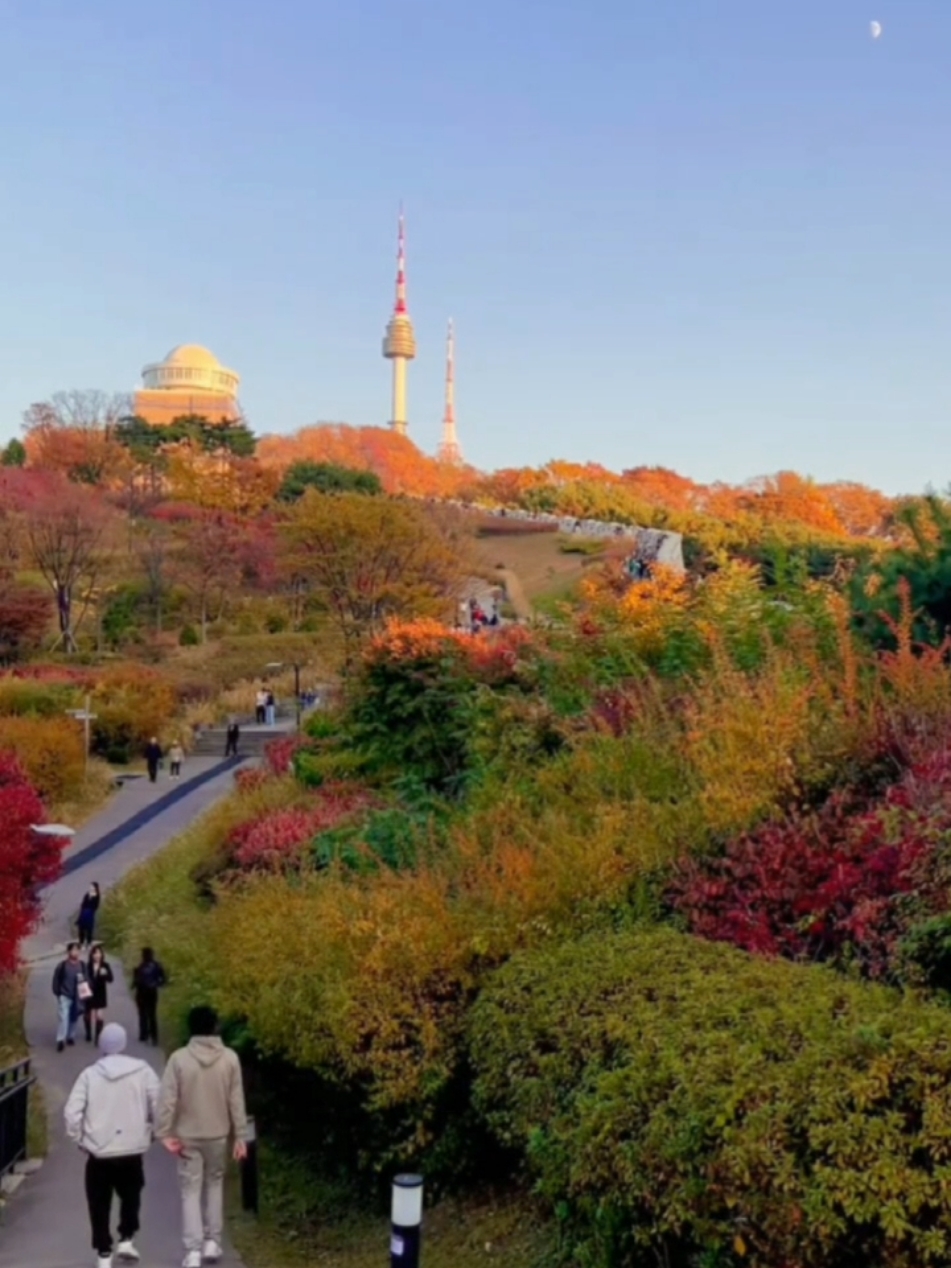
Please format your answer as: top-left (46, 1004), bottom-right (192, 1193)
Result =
top-left (0, 1060), bottom-right (33, 1180)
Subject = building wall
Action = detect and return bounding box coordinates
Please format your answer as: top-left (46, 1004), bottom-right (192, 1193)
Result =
top-left (133, 390), bottom-right (241, 427)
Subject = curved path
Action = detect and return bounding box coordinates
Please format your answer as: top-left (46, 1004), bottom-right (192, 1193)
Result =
top-left (0, 758), bottom-right (246, 1268)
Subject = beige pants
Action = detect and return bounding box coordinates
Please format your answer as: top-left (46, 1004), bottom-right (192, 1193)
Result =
top-left (177, 1137), bottom-right (227, 1254)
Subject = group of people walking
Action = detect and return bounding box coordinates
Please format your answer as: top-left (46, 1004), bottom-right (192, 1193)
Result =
top-left (144, 738), bottom-right (186, 784)
top-left (63, 1004), bottom-right (248, 1268)
top-left (53, 934), bottom-right (166, 1054)
top-left (253, 688), bottom-right (276, 726)
top-left (55, 885), bottom-right (246, 1267)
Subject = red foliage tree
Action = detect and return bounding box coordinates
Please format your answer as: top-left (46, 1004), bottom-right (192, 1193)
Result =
top-left (0, 580), bottom-right (53, 663)
top-left (0, 752), bottom-right (66, 972)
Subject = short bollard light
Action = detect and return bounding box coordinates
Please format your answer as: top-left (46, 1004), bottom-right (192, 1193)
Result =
top-left (241, 1116), bottom-right (259, 1216)
top-left (390, 1174), bottom-right (423, 1268)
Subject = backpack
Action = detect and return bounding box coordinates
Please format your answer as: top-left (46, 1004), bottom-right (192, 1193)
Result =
top-left (136, 960), bottom-right (165, 990)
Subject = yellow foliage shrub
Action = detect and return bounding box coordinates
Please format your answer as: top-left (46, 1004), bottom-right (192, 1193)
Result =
top-left (0, 716), bottom-right (85, 803)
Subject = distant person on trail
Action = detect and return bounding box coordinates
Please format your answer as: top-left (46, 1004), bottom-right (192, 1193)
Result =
top-left (64, 1021), bottom-right (160, 1268)
top-left (53, 941), bottom-right (89, 1052)
top-left (84, 944), bottom-right (115, 1045)
top-left (145, 737), bottom-right (162, 784)
top-left (254, 688), bottom-right (267, 725)
top-left (265, 690), bottom-right (276, 727)
top-left (78, 882), bottom-right (101, 949)
top-left (132, 947), bottom-right (166, 1045)
top-left (157, 1005), bottom-right (249, 1268)
top-left (168, 741), bottom-right (184, 780)
top-left (224, 721), bottom-right (240, 758)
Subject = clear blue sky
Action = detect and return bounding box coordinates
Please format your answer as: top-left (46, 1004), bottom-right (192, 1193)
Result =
top-left (0, 0), bottom-right (948, 493)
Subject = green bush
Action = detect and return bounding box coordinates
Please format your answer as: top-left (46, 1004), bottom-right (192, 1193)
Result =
top-left (470, 926), bottom-right (951, 1268)
top-left (0, 678), bottom-right (80, 717)
top-left (179, 623), bottom-right (200, 647)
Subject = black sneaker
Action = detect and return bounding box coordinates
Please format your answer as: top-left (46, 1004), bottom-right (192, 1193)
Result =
top-left (56, 1041), bottom-right (64, 1052)
top-left (66, 1038), bottom-right (75, 1046)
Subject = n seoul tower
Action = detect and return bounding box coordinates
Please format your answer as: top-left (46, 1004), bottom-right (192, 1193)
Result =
top-left (437, 318), bottom-right (463, 464)
top-left (381, 210), bottom-right (417, 435)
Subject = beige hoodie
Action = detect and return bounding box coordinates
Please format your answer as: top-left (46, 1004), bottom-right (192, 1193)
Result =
top-left (156, 1036), bottom-right (248, 1142)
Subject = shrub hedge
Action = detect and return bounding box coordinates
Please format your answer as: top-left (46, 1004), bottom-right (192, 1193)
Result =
top-left (469, 926), bottom-right (951, 1268)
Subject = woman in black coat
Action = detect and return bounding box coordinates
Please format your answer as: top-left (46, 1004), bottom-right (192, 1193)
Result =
top-left (77, 882), bottom-right (100, 950)
top-left (83, 944), bottom-right (114, 1044)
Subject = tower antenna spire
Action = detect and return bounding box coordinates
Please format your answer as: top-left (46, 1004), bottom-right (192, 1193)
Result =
top-left (382, 205), bottom-right (417, 434)
top-left (438, 317), bottom-right (462, 465)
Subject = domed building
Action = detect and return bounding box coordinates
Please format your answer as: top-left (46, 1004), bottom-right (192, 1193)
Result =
top-left (134, 344), bottom-right (241, 426)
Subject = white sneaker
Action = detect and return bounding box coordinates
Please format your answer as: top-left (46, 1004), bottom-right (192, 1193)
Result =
top-left (116, 1241), bottom-right (140, 1261)
top-left (202, 1241), bottom-right (223, 1262)
top-left (183, 1254), bottom-right (202, 1268)
top-left (97, 1255), bottom-right (113, 1268)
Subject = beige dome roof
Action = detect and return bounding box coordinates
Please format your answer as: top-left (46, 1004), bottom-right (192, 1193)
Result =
top-left (162, 344), bottom-right (221, 370)
top-left (141, 344), bottom-right (240, 398)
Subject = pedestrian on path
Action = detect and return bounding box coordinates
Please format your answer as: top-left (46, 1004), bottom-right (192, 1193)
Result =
top-left (131, 947), bottom-right (166, 1045)
top-left (157, 1005), bottom-right (248, 1268)
top-left (145, 737), bottom-right (162, 784)
top-left (224, 721), bottom-right (240, 758)
top-left (168, 741), bottom-right (185, 780)
top-left (53, 941), bottom-right (89, 1052)
top-left (64, 1021), bottom-right (160, 1268)
top-left (265, 690), bottom-right (276, 726)
top-left (254, 687), bottom-right (267, 725)
top-left (77, 882), bottom-right (101, 949)
top-left (83, 943), bottom-right (115, 1045)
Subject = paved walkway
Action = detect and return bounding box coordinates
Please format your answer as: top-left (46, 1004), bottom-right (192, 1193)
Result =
top-left (0, 759), bottom-right (247, 1268)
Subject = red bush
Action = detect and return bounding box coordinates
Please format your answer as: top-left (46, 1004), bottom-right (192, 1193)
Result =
top-left (0, 751), bottom-right (67, 972)
top-left (669, 748), bottom-right (951, 978)
top-left (262, 735), bottom-right (305, 778)
top-left (226, 785), bottom-right (376, 872)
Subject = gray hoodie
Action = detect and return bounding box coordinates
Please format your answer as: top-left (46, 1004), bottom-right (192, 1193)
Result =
top-left (156, 1036), bottom-right (248, 1142)
top-left (64, 1055), bottom-right (160, 1158)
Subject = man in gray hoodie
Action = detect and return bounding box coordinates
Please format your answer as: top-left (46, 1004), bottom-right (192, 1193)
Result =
top-left (64, 1022), bottom-right (161, 1268)
top-left (156, 1005), bottom-right (248, 1268)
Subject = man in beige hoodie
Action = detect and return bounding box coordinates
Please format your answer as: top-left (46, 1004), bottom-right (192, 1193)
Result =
top-left (156, 1006), bottom-right (248, 1268)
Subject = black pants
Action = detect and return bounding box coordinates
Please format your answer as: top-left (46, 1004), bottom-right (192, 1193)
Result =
top-left (85, 1153), bottom-right (144, 1255)
top-left (147, 762), bottom-right (158, 783)
top-left (225, 738), bottom-right (238, 757)
top-left (255, 705), bottom-right (265, 724)
top-left (136, 988), bottom-right (158, 1044)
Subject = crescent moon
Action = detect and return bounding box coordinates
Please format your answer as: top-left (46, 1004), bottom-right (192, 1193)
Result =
top-left (870, 20), bottom-right (882, 38)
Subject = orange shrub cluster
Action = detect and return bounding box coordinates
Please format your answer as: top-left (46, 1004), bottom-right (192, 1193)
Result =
top-left (0, 715), bottom-right (86, 803)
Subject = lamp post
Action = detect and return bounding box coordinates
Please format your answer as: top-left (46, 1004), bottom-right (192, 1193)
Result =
top-left (390, 1174), bottom-right (423, 1268)
top-left (264, 661), bottom-right (302, 732)
top-left (65, 695), bottom-right (97, 782)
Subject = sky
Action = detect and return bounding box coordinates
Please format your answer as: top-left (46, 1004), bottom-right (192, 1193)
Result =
top-left (0, 0), bottom-right (949, 494)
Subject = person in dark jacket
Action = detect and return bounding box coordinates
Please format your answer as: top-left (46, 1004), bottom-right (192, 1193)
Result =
top-left (132, 947), bottom-right (167, 1045)
top-left (224, 722), bottom-right (240, 758)
top-left (83, 944), bottom-right (115, 1045)
top-left (145, 737), bottom-right (162, 783)
top-left (77, 882), bottom-right (101, 949)
top-left (53, 942), bottom-right (88, 1051)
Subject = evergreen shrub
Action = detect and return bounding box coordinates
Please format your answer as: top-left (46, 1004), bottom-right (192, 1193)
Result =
top-left (470, 926), bottom-right (951, 1268)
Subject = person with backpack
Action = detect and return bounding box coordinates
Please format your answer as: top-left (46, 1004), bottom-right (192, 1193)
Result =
top-left (131, 947), bottom-right (166, 1045)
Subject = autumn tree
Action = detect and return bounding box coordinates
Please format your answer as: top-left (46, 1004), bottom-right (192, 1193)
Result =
top-left (280, 491), bottom-right (469, 665)
top-left (0, 582), bottom-right (52, 662)
top-left (0, 753), bottom-right (66, 971)
top-left (22, 390), bottom-right (131, 485)
top-left (2, 470), bottom-right (114, 652)
top-left (157, 505), bottom-right (246, 642)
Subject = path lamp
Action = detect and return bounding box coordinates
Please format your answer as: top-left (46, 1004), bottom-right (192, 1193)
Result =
top-left (65, 694), bottom-right (97, 782)
top-left (390, 1174), bottom-right (423, 1268)
top-left (264, 661), bottom-right (302, 732)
